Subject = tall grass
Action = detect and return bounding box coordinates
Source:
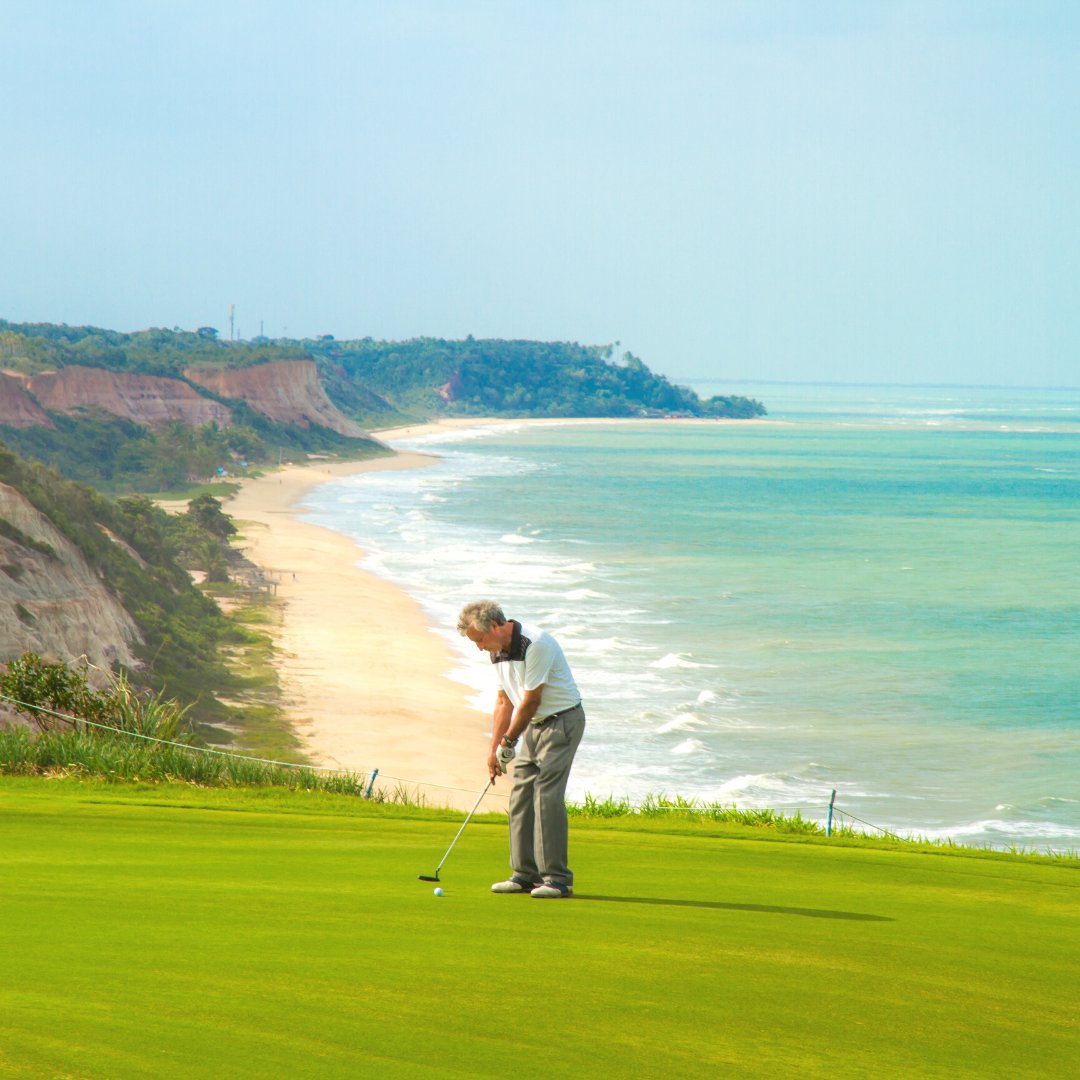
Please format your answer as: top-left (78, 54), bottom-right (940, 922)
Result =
top-left (0, 653), bottom-right (384, 797)
top-left (569, 792), bottom-right (857, 838)
top-left (567, 793), bottom-right (1080, 860)
top-left (0, 723), bottom-right (378, 795)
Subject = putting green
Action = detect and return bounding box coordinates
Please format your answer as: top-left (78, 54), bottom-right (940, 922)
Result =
top-left (0, 779), bottom-right (1076, 1078)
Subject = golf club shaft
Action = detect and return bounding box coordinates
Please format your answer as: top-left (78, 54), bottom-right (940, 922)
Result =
top-left (434, 778), bottom-right (494, 876)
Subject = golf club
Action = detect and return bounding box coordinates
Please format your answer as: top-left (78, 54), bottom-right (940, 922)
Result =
top-left (418, 778), bottom-right (495, 882)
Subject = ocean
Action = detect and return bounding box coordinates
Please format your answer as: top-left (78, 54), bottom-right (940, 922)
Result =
top-left (301, 383), bottom-right (1080, 853)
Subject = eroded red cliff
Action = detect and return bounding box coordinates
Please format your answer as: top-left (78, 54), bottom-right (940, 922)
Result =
top-left (0, 373), bottom-right (55, 429)
top-left (184, 360), bottom-right (367, 436)
top-left (0, 360), bottom-right (367, 437)
top-left (26, 367), bottom-right (233, 426)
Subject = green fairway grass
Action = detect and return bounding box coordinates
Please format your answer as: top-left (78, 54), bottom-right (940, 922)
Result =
top-left (1, 778), bottom-right (1076, 1079)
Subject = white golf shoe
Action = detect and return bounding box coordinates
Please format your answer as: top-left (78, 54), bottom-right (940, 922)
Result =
top-left (490, 878), bottom-right (541, 894)
top-left (531, 881), bottom-right (573, 898)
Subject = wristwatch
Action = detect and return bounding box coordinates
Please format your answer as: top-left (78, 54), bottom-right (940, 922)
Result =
top-left (501, 735), bottom-right (518, 748)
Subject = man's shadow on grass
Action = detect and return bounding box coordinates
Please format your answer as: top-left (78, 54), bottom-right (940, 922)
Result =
top-left (574, 895), bottom-right (894, 922)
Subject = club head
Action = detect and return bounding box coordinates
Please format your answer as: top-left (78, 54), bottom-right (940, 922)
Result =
top-left (418, 874), bottom-right (440, 882)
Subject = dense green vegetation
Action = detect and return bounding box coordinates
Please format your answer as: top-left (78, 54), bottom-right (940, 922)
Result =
top-left (0, 321), bottom-right (308, 377)
top-left (306, 334), bottom-right (765, 419)
top-left (1, 778), bottom-right (1076, 1078)
top-left (0, 410), bottom-right (384, 493)
top-left (0, 653), bottom-right (186, 736)
top-left (2, 413), bottom-right (238, 491)
top-left (0, 450), bottom-right (259, 734)
top-left (2, 320), bottom-right (764, 425)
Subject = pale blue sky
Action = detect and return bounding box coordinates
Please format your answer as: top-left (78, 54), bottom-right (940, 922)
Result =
top-left (2, 1), bottom-right (1077, 385)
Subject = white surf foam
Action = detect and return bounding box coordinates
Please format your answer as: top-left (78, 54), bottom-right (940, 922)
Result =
top-left (657, 713), bottom-right (705, 734)
top-left (913, 818), bottom-right (1080, 845)
top-left (650, 653), bottom-right (713, 670)
top-left (670, 738), bottom-right (707, 755)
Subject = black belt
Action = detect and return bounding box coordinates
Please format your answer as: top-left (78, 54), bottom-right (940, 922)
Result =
top-left (532, 702), bottom-right (582, 727)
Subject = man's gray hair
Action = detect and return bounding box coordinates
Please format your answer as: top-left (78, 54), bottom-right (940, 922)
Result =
top-left (457, 600), bottom-right (506, 636)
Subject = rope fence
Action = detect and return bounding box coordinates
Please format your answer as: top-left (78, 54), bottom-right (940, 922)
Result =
top-left (0, 694), bottom-right (909, 836)
top-left (0, 690), bottom-right (511, 804)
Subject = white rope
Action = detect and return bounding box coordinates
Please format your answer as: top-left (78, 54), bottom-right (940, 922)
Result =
top-left (1, 696), bottom-right (899, 824)
top-left (0, 691), bottom-right (365, 773)
top-left (570, 798), bottom-right (824, 815)
top-left (831, 807), bottom-right (906, 841)
top-left (0, 690), bottom-right (510, 800)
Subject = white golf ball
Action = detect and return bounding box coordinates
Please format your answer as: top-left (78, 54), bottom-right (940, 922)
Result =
top-left (434, 887), bottom-right (444, 896)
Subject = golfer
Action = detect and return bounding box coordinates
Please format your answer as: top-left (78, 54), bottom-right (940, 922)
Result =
top-left (457, 600), bottom-right (585, 899)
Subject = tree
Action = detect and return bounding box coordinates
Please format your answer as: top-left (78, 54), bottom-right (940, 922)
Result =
top-left (194, 536), bottom-right (230, 584)
top-left (186, 495), bottom-right (236, 540)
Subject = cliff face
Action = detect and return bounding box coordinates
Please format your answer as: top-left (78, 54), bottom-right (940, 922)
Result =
top-left (26, 367), bottom-right (233, 426)
top-left (0, 373), bottom-right (55, 429)
top-left (0, 360), bottom-right (369, 437)
top-left (0, 483), bottom-right (142, 670)
top-left (185, 360), bottom-right (368, 436)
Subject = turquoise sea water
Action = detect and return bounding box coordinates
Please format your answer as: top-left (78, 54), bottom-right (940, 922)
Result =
top-left (303, 384), bottom-right (1080, 852)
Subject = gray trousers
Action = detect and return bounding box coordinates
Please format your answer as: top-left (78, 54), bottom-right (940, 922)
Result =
top-left (509, 704), bottom-right (586, 887)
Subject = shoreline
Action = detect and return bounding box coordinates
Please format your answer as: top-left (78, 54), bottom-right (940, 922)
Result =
top-left (223, 414), bottom-right (772, 812)
top-left (221, 408), bottom-right (1080, 855)
top-left (224, 439), bottom-right (505, 812)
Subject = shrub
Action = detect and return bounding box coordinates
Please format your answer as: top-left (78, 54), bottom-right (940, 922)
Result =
top-left (0, 653), bottom-right (188, 739)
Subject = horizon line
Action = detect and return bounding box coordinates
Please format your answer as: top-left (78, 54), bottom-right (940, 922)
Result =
top-left (678, 378), bottom-right (1080, 393)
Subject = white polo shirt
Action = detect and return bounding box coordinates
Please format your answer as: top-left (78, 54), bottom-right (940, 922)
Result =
top-left (491, 620), bottom-right (580, 719)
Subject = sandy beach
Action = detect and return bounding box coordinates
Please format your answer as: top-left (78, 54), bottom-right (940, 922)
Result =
top-left (225, 421), bottom-right (514, 812)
